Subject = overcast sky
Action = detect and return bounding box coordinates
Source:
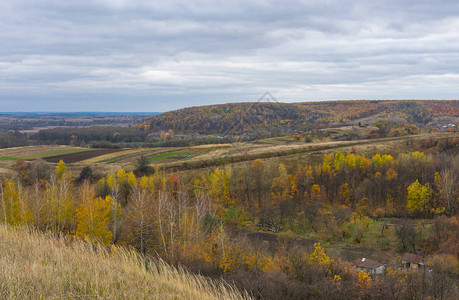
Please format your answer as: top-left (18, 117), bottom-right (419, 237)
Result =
top-left (1, 0), bottom-right (459, 112)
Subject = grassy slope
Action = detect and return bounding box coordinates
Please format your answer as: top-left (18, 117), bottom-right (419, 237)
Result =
top-left (0, 225), bottom-right (247, 299)
top-left (147, 150), bottom-right (188, 162)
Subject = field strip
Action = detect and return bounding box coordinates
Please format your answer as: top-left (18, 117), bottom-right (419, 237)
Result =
top-left (147, 149), bottom-right (188, 163)
top-left (42, 149), bottom-right (123, 163)
top-left (82, 146), bottom-right (220, 165)
top-left (190, 144), bottom-right (232, 149)
top-left (0, 146), bottom-right (94, 160)
top-left (100, 149), bottom-right (172, 164)
top-left (0, 145), bottom-right (77, 156)
top-left (79, 148), bottom-right (147, 164)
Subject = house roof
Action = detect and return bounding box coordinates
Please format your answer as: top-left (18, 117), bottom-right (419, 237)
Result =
top-left (351, 258), bottom-right (384, 269)
top-left (401, 253), bottom-right (422, 264)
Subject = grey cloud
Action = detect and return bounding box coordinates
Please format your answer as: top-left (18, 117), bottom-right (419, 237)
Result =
top-left (0, 0), bottom-right (458, 111)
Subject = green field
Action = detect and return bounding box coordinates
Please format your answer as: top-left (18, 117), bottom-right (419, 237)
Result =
top-left (147, 150), bottom-right (189, 163)
top-left (0, 156), bottom-right (17, 161)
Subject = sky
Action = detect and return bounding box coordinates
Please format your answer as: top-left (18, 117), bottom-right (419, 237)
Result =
top-left (1, 0), bottom-right (459, 112)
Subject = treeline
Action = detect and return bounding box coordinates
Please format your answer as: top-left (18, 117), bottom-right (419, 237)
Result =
top-left (1, 149), bottom-right (458, 298)
top-left (1, 127), bottom-right (229, 149)
top-left (137, 100), bottom-right (459, 134)
top-left (0, 130), bottom-right (29, 148)
top-left (0, 112), bottom-right (154, 131)
top-left (31, 126), bottom-right (149, 146)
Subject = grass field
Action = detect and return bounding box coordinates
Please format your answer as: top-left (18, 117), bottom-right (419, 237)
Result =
top-left (23, 148), bottom-right (94, 160)
top-left (0, 224), bottom-right (247, 299)
top-left (79, 148), bottom-right (155, 164)
top-left (0, 146), bottom-right (94, 161)
top-left (0, 156), bottom-right (17, 161)
top-left (147, 150), bottom-right (189, 162)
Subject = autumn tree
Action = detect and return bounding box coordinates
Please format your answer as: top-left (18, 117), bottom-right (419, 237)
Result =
top-left (209, 167), bottom-right (232, 207)
top-left (426, 255), bottom-right (459, 299)
top-left (123, 178), bottom-right (154, 254)
top-left (44, 160), bottom-right (74, 234)
top-left (407, 180), bottom-right (434, 217)
top-left (311, 184), bottom-right (321, 201)
top-left (0, 178), bottom-right (30, 225)
top-left (435, 169), bottom-right (457, 215)
top-left (98, 169), bottom-right (136, 241)
top-left (395, 220), bottom-right (418, 252)
top-left (75, 183), bottom-right (113, 245)
top-left (28, 181), bottom-right (47, 229)
top-left (252, 159), bottom-right (265, 209)
top-left (271, 163), bottom-right (289, 205)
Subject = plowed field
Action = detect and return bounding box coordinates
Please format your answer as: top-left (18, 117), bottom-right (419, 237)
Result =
top-left (42, 149), bottom-right (123, 163)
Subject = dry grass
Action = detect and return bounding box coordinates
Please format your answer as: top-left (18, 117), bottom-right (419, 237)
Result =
top-left (80, 148), bottom-right (176, 165)
top-left (0, 225), bottom-right (249, 299)
top-left (191, 144), bottom-right (232, 149)
top-left (0, 145), bottom-right (82, 157)
top-left (79, 148), bottom-right (146, 164)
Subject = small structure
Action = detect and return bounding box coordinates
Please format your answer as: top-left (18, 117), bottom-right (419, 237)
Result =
top-left (351, 258), bottom-right (385, 275)
top-left (401, 253), bottom-right (424, 270)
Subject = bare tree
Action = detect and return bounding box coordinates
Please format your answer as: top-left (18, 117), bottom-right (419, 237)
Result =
top-left (124, 186), bottom-right (154, 254)
top-left (156, 191), bottom-right (170, 258)
top-left (437, 168), bottom-right (457, 215)
top-left (30, 181), bottom-right (46, 229)
top-left (0, 180), bottom-right (6, 224)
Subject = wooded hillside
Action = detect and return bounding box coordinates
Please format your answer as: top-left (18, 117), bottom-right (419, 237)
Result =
top-left (137, 100), bottom-right (459, 134)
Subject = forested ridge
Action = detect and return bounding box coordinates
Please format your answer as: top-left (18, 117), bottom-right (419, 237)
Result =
top-left (137, 100), bottom-right (459, 134)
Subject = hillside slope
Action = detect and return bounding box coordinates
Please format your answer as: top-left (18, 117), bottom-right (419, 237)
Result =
top-left (0, 225), bottom-right (247, 299)
top-left (137, 100), bottom-right (459, 134)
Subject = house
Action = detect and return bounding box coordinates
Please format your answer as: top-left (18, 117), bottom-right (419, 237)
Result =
top-left (351, 258), bottom-right (385, 275)
top-left (401, 253), bottom-right (424, 270)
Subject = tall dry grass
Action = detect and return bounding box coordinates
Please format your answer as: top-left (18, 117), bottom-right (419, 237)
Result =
top-left (0, 224), bottom-right (249, 299)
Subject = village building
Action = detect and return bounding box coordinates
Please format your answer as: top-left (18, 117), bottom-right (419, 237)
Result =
top-left (350, 258), bottom-right (385, 275)
top-left (401, 253), bottom-right (424, 270)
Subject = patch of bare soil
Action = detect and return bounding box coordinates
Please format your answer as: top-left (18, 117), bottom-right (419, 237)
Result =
top-left (42, 149), bottom-right (123, 163)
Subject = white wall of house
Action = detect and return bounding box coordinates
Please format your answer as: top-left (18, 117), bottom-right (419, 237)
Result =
top-left (375, 265), bottom-right (385, 274)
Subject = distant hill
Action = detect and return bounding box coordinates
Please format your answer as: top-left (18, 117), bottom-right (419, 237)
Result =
top-left (136, 100), bottom-right (459, 135)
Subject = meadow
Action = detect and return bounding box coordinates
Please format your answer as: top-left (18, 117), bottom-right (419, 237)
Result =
top-left (0, 224), bottom-right (247, 299)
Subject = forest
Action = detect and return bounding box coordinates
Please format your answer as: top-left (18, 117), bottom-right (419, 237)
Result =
top-left (137, 100), bottom-right (459, 135)
top-left (1, 135), bottom-right (458, 299)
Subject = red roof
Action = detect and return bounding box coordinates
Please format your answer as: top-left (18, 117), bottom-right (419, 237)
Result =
top-left (401, 253), bottom-right (422, 264)
top-left (351, 258), bottom-right (383, 269)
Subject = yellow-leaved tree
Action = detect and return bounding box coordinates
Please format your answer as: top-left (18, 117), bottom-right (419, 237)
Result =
top-left (309, 242), bottom-right (332, 267)
top-left (45, 160), bottom-right (74, 234)
top-left (209, 167), bottom-right (232, 207)
top-left (407, 180), bottom-right (433, 217)
top-left (75, 183), bottom-right (113, 245)
top-left (271, 163), bottom-right (289, 204)
top-left (0, 178), bottom-right (30, 225)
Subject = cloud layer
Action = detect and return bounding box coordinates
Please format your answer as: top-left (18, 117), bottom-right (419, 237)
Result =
top-left (1, 0), bottom-right (459, 111)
